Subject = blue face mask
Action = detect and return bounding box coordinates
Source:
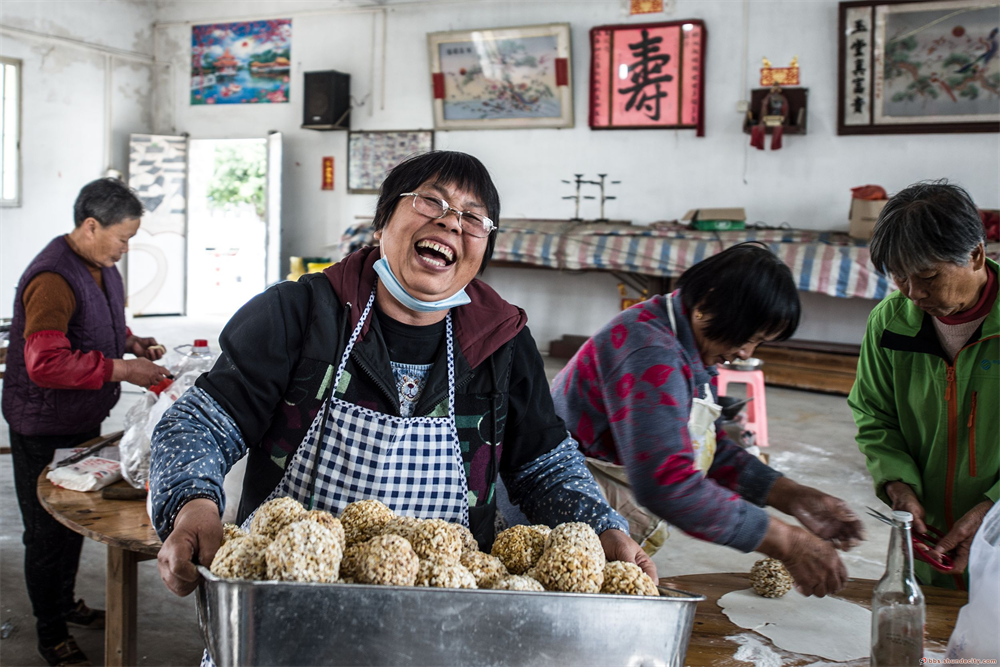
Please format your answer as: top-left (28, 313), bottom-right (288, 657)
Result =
top-left (373, 256), bottom-right (471, 313)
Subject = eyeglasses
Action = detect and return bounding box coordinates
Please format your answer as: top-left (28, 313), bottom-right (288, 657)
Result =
top-left (399, 192), bottom-right (496, 238)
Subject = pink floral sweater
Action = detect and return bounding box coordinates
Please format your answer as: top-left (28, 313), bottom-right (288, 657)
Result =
top-left (550, 291), bottom-right (782, 553)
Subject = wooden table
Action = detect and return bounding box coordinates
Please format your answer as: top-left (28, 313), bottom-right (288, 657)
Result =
top-left (661, 572), bottom-right (968, 666)
top-left (37, 461), bottom-right (161, 667)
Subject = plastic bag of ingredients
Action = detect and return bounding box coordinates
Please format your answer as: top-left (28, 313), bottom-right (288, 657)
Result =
top-left (946, 502), bottom-right (1000, 660)
top-left (47, 456), bottom-right (122, 492)
top-left (118, 340), bottom-right (217, 489)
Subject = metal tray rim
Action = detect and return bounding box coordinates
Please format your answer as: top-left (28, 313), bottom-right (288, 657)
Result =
top-left (197, 565), bottom-right (706, 603)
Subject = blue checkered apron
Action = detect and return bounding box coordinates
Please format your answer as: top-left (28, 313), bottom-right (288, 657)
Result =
top-left (203, 288), bottom-right (470, 666)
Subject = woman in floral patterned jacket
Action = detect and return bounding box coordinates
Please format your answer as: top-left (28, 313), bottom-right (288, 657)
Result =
top-left (552, 243), bottom-right (865, 597)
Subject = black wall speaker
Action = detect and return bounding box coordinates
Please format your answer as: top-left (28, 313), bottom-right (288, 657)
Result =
top-left (302, 70), bottom-right (351, 130)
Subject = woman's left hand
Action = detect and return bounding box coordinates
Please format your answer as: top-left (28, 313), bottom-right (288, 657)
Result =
top-left (928, 500), bottom-right (993, 574)
top-left (783, 483), bottom-right (865, 550)
top-left (125, 335), bottom-right (165, 360)
top-left (599, 529), bottom-right (658, 582)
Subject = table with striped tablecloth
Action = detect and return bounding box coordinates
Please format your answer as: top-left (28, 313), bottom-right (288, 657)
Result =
top-left (340, 219), bottom-right (1000, 301)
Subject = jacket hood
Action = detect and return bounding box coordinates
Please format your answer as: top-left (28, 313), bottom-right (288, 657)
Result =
top-left (324, 246), bottom-right (527, 368)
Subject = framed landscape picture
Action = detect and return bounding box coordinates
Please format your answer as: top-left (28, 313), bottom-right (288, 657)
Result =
top-left (427, 23), bottom-right (573, 130)
top-left (838, 0), bottom-right (1000, 134)
top-left (191, 19), bottom-right (291, 105)
top-left (348, 130), bottom-right (434, 194)
top-left (588, 20), bottom-right (707, 135)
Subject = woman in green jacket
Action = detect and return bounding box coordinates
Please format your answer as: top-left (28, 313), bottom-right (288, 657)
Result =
top-left (849, 181), bottom-right (998, 589)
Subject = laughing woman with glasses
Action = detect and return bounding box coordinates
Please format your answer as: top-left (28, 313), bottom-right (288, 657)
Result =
top-left (150, 151), bottom-right (655, 601)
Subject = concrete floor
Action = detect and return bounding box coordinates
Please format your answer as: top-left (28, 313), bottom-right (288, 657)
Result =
top-left (0, 316), bottom-right (894, 666)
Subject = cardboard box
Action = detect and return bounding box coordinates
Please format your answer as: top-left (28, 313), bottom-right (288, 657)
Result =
top-left (848, 198), bottom-right (888, 240)
top-left (681, 208), bottom-right (747, 231)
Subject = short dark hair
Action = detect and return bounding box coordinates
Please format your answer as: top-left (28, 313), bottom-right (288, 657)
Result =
top-left (373, 151), bottom-right (500, 275)
top-left (870, 180), bottom-right (985, 278)
top-left (676, 242), bottom-right (800, 347)
top-left (73, 178), bottom-right (144, 228)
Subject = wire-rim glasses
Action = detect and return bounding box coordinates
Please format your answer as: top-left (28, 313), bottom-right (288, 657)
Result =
top-left (399, 192), bottom-right (496, 238)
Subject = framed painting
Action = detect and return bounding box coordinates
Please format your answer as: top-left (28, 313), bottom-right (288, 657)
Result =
top-left (348, 130), bottom-right (434, 194)
top-left (838, 0), bottom-right (1000, 134)
top-left (589, 20), bottom-right (707, 135)
top-left (191, 19), bottom-right (292, 105)
top-left (427, 23), bottom-right (573, 130)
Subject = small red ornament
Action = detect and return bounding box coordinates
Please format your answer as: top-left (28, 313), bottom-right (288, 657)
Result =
top-left (952, 26), bottom-right (965, 37)
top-left (322, 157), bottom-right (334, 191)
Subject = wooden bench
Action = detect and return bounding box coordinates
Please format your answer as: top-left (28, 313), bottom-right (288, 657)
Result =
top-left (754, 340), bottom-right (860, 395)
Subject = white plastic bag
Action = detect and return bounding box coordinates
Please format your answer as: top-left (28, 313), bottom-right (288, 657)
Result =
top-left (119, 393), bottom-right (156, 488)
top-left (946, 502), bottom-right (1000, 660)
top-left (117, 340), bottom-right (217, 489)
top-left (47, 457), bottom-right (122, 492)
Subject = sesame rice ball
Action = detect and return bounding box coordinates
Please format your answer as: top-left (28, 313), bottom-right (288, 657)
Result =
top-left (340, 500), bottom-right (395, 545)
top-left (601, 561), bottom-right (659, 596)
top-left (544, 522), bottom-right (604, 561)
top-left (355, 534), bottom-right (419, 587)
top-left (415, 560), bottom-right (478, 589)
top-left (250, 497), bottom-right (307, 541)
top-left (265, 521), bottom-right (343, 583)
top-left (491, 525), bottom-right (549, 574)
top-left (303, 510), bottom-right (345, 549)
top-left (460, 551), bottom-right (508, 588)
top-left (450, 522), bottom-right (479, 554)
top-left (491, 575), bottom-right (545, 592)
top-left (380, 515), bottom-right (422, 543)
top-left (749, 558), bottom-right (793, 598)
top-left (339, 541), bottom-right (367, 580)
top-left (409, 519), bottom-right (463, 563)
top-left (222, 523), bottom-right (248, 544)
top-left (210, 534), bottom-right (271, 580)
top-left (533, 545), bottom-right (605, 593)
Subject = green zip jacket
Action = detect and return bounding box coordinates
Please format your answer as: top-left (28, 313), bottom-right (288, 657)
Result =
top-left (849, 258), bottom-right (999, 589)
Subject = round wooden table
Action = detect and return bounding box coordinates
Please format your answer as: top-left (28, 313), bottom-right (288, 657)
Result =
top-left (660, 572), bottom-right (968, 666)
top-left (37, 457), bottom-right (161, 667)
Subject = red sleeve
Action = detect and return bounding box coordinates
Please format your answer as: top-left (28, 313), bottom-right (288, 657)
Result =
top-left (25, 331), bottom-right (114, 390)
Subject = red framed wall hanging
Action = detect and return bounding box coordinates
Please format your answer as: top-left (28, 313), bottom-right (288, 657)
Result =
top-left (589, 19), bottom-right (706, 135)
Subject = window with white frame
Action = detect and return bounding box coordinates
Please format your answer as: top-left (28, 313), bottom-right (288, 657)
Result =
top-left (1, 57), bottom-right (22, 207)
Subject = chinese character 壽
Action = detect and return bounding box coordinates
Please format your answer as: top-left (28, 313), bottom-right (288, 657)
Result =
top-left (618, 28), bottom-right (673, 121)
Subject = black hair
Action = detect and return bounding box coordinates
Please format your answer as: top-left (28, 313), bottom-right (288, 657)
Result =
top-left (73, 178), bottom-right (144, 228)
top-left (373, 151), bottom-right (500, 275)
top-left (869, 180), bottom-right (985, 278)
top-left (675, 242), bottom-right (800, 347)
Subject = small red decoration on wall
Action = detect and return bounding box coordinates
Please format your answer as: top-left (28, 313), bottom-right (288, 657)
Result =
top-left (630, 0), bottom-right (664, 15)
top-left (322, 157), bottom-right (334, 190)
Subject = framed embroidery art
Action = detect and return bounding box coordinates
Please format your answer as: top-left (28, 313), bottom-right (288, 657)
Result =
top-left (427, 23), bottom-right (573, 130)
top-left (589, 20), bottom-right (707, 135)
top-left (838, 0), bottom-right (1000, 134)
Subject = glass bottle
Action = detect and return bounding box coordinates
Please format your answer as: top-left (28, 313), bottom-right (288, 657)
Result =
top-left (871, 510), bottom-right (925, 666)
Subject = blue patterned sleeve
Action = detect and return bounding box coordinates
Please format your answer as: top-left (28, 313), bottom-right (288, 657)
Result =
top-left (501, 434), bottom-right (629, 535)
top-left (149, 386), bottom-right (249, 540)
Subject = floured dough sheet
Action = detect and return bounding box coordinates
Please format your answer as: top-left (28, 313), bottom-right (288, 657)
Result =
top-left (719, 588), bottom-right (870, 662)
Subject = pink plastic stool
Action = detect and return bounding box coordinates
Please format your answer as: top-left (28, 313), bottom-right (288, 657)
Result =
top-left (716, 367), bottom-right (769, 448)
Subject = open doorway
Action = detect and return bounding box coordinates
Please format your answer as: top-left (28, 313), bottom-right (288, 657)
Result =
top-left (187, 138), bottom-right (267, 316)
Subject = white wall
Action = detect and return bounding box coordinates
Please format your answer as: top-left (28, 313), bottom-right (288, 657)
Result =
top-left (150, 0), bottom-right (999, 347)
top-left (0, 0), bottom-right (157, 317)
top-left (6, 0), bottom-right (998, 346)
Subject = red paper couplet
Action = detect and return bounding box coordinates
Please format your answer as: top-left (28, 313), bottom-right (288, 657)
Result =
top-left (322, 157), bottom-right (334, 190)
top-left (555, 58), bottom-right (569, 86)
